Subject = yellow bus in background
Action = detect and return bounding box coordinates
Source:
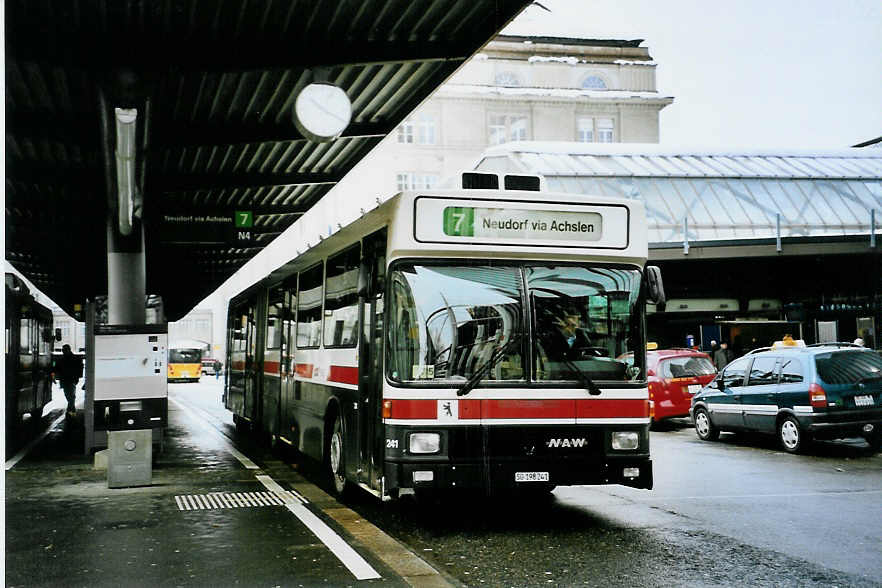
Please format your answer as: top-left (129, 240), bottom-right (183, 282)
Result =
top-left (168, 344), bottom-right (203, 382)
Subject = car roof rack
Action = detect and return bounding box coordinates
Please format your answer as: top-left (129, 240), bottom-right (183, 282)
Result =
top-left (746, 347), bottom-right (772, 355)
top-left (806, 342), bottom-right (863, 348)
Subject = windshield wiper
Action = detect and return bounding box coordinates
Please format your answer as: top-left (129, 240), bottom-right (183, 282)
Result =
top-left (534, 330), bottom-right (602, 396)
top-left (558, 355), bottom-right (603, 396)
top-left (857, 373), bottom-right (882, 384)
top-left (456, 333), bottom-right (522, 397)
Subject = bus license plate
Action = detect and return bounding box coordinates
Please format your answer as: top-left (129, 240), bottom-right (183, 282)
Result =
top-left (515, 472), bottom-right (549, 482)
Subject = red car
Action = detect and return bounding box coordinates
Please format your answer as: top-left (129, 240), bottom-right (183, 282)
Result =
top-left (620, 348), bottom-right (717, 422)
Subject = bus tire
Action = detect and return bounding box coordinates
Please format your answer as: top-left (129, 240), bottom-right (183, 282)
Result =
top-left (865, 431), bottom-right (881, 452)
top-left (233, 413), bottom-right (249, 433)
top-left (328, 414), bottom-right (349, 497)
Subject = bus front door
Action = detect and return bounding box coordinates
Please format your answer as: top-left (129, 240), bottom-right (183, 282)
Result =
top-left (357, 229), bottom-right (386, 492)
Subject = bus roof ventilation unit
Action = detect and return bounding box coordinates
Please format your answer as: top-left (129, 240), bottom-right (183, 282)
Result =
top-left (504, 174), bottom-right (541, 191)
top-left (461, 172), bottom-right (499, 190)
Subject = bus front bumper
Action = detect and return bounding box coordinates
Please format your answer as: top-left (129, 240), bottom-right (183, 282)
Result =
top-left (384, 456), bottom-right (653, 495)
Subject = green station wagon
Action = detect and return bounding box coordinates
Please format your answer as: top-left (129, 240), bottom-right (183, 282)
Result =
top-left (690, 345), bottom-right (882, 453)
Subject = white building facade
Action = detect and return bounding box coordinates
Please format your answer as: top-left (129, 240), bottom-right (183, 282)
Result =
top-left (355, 35), bottom-right (673, 196)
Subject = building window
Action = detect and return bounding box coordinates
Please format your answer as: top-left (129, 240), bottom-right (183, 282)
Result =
top-left (597, 118), bottom-right (614, 142)
top-left (577, 118), bottom-right (594, 143)
top-left (397, 173), bottom-right (440, 191)
top-left (577, 117), bottom-right (615, 143)
top-left (397, 113), bottom-right (436, 145)
top-left (494, 71), bottom-right (520, 86)
top-left (397, 120), bottom-right (414, 143)
top-left (582, 75), bottom-right (607, 90)
top-left (489, 114), bottom-right (529, 145)
top-left (416, 113), bottom-right (436, 145)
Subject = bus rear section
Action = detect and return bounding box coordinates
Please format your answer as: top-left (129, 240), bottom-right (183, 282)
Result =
top-left (168, 347), bottom-right (203, 382)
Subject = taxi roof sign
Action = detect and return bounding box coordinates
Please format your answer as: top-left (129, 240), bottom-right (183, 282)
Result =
top-left (772, 335), bottom-right (806, 348)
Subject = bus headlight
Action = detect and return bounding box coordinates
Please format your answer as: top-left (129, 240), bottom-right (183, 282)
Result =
top-left (409, 433), bottom-right (441, 454)
top-left (611, 431), bottom-right (639, 450)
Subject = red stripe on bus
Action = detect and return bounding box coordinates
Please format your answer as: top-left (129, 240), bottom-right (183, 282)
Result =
top-left (576, 398), bottom-right (649, 418)
top-left (478, 399), bottom-right (576, 419)
top-left (329, 365), bottom-right (358, 385)
top-left (387, 399), bottom-right (437, 419)
top-left (459, 399), bottom-right (481, 419)
top-left (263, 360), bottom-right (281, 375)
top-left (295, 363), bottom-right (314, 378)
top-left (385, 398), bottom-right (648, 420)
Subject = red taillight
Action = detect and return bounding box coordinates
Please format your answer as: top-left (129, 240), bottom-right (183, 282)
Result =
top-left (809, 383), bottom-right (827, 408)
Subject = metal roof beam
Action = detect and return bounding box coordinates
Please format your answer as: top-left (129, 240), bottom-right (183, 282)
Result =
top-left (7, 114), bottom-right (388, 149)
top-left (153, 121), bottom-right (388, 148)
top-left (8, 38), bottom-right (468, 73)
top-left (150, 172), bottom-right (340, 192)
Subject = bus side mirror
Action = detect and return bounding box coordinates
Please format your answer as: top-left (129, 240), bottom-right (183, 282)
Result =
top-left (357, 262), bottom-right (371, 298)
top-left (645, 266), bottom-right (665, 311)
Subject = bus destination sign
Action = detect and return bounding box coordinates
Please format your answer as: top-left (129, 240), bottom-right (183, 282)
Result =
top-left (442, 206), bottom-right (602, 242)
top-left (414, 197), bottom-right (630, 248)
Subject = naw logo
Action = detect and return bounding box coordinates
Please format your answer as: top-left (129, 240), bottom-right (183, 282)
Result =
top-left (546, 438), bottom-right (587, 448)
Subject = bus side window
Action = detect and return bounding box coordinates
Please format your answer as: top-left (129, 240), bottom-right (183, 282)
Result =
top-left (324, 245), bottom-right (360, 348)
top-left (297, 263), bottom-right (324, 349)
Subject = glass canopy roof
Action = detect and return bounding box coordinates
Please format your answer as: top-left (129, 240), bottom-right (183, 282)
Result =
top-left (475, 142), bottom-right (882, 244)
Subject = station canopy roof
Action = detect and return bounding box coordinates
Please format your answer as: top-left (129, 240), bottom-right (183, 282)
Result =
top-left (5, 0), bottom-right (531, 321)
top-left (475, 142), bottom-right (882, 246)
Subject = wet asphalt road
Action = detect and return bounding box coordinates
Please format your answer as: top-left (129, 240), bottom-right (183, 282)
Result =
top-left (180, 381), bottom-right (882, 587)
top-left (8, 381), bottom-right (882, 587)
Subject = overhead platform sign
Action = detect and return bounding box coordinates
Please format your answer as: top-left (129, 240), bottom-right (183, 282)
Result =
top-left (160, 211), bottom-right (253, 245)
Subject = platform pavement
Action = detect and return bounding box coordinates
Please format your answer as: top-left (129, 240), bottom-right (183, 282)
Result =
top-left (4, 383), bottom-right (453, 587)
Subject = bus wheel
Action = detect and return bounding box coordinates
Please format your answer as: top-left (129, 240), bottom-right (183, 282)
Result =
top-left (865, 431), bottom-right (881, 452)
top-left (328, 415), bottom-right (348, 497)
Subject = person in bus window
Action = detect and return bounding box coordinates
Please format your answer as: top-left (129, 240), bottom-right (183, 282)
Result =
top-left (548, 313), bottom-right (592, 360)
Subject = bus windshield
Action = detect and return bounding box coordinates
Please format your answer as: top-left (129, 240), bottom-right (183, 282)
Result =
top-left (387, 263), bottom-right (643, 385)
top-left (169, 348), bottom-right (202, 363)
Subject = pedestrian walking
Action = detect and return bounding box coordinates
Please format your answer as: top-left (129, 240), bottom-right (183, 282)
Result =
top-left (713, 342), bottom-right (733, 371)
top-left (55, 344), bottom-right (83, 415)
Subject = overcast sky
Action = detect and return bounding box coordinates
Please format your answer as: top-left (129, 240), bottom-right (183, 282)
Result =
top-left (503, 0), bottom-right (882, 149)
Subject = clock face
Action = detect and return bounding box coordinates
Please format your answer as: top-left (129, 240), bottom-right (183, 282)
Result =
top-left (294, 83), bottom-right (352, 142)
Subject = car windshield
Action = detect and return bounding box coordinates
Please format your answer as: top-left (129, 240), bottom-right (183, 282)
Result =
top-left (170, 348), bottom-right (201, 363)
top-left (386, 263), bottom-right (643, 385)
top-left (815, 350), bottom-right (882, 385)
top-left (662, 356), bottom-right (716, 378)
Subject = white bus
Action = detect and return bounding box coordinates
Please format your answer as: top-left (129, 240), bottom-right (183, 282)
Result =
top-left (225, 172), bottom-right (664, 500)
